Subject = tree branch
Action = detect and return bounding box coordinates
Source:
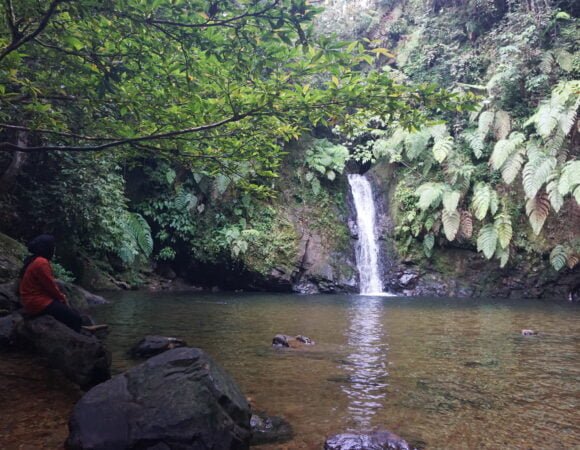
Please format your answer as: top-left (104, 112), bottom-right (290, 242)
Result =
top-left (0, 0), bottom-right (67, 62)
top-left (0, 110), bottom-right (258, 153)
top-left (141, 0), bottom-right (280, 29)
top-left (0, 124), bottom-right (116, 141)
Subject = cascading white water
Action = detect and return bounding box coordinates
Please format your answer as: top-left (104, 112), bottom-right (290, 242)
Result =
top-left (348, 174), bottom-right (384, 295)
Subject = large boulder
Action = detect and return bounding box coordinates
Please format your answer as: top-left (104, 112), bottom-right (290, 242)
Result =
top-left (128, 335), bottom-right (188, 359)
top-left (57, 281), bottom-right (109, 312)
top-left (0, 312), bottom-right (23, 347)
top-left (0, 232), bottom-right (27, 284)
top-left (325, 431), bottom-right (413, 450)
top-left (0, 281), bottom-right (20, 313)
top-left (66, 347), bottom-right (252, 450)
top-left (16, 316), bottom-right (111, 390)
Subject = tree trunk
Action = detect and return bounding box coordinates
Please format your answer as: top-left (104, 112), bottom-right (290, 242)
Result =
top-left (0, 132), bottom-right (28, 192)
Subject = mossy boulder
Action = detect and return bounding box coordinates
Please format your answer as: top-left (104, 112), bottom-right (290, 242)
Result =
top-left (0, 232), bottom-right (26, 284)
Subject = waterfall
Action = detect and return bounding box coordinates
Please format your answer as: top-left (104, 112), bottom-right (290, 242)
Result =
top-left (348, 174), bottom-right (384, 295)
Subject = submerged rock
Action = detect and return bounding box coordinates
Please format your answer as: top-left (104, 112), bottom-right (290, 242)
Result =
top-left (128, 335), bottom-right (188, 359)
top-left (17, 316), bottom-right (111, 390)
top-left (66, 347), bottom-right (251, 450)
top-left (250, 412), bottom-right (293, 445)
top-left (521, 329), bottom-right (538, 336)
top-left (324, 431), bottom-right (412, 450)
top-left (272, 334), bottom-right (315, 348)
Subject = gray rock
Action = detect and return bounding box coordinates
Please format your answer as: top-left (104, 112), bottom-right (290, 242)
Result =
top-left (0, 281), bottom-right (20, 312)
top-left (66, 347), bottom-right (251, 450)
top-left (272, 334), bottom-right (315, 348)
top-left (250, 413), bottom-right (293, 445)
top-left (0, 312), bottom-right (23, 347)
top-left (399, 272), bottom-right (418, 287)
top-left (128, 335), bottom-right (188, 359)
top-left (16, 315), bottom-right (111, 390)
top-left (324, 431), bottom-right (412, 450)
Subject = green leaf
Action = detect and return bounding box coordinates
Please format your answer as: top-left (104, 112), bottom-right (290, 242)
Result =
top-left (471, 183), bottom-right (497, 220)
top-left (494, 211), bottom-right (512, 249)
top-left (523, 154), bottom-right (556, 199)
top-left (477, 224), bottom-right (498, 259)
top-left (423, 233), bottom-right (435, 257)
top-left (442, 190), bottom-right (460, 212)
top-left (478, 111), bottom-right (495, 137)
top-left (442, 209), bottom-right (460, 241)
top-left (501, 149), bottom-right (525, 185)
top-left (558, 161), bottom-right (580, 196)
top-left (432, 136), bottom-right (453, 163)
top-left (495, 245), bottom-right (510, 268)
top-left (416, 182), bottom-right (445, 210)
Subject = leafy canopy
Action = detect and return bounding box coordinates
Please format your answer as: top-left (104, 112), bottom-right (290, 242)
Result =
top-left (0, 0), bottom-right (464, 189)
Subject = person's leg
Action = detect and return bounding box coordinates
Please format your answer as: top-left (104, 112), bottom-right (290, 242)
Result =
top-left (42, 300), bottom-right (82, 333)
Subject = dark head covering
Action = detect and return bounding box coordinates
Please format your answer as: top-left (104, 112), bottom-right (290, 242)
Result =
top-left (27, 234), bottom-right (56, 260)
top-left (19, 234), bottom-right (56, 281)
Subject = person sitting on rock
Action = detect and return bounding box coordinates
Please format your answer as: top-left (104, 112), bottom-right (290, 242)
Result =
top-left (18, 234), bottom-right (83, 332)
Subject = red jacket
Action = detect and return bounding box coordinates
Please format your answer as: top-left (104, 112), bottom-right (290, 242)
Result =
top-left (19, 257), bottom-right (67, 315)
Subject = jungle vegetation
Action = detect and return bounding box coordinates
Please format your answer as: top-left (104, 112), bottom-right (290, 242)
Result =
top-left (0, 0), bottom-right (577, 282)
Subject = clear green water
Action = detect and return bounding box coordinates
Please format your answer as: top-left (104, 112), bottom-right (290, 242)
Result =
top-left (91, 292), bottom-right (579, 450)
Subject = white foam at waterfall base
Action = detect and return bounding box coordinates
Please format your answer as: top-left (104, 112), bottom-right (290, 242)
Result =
top-left (348, 174), bottom-right (386, 295)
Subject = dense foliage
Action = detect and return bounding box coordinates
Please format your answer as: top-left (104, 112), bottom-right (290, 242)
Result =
top-left (0, 0), bottom-right (467, 280)
top-left (333, 0), bottom-right (579, 271)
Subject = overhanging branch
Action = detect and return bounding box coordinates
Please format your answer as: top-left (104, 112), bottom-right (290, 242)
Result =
top-left (0, 111), bottom-right (257, 153)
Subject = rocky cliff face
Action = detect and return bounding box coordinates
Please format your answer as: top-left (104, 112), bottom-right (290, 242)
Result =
top-left (366, 162), bottom-right (580, 301)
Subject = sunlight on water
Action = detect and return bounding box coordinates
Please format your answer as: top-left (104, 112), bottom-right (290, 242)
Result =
top-left (343, 296), bottom-right (388, 429)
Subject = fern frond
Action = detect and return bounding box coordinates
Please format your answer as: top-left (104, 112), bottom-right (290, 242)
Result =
top-left (547, 176), bottom-right (564, 212)
top-left (558, 97), bottom-right (579, 136)
top-left (463, 130), bottom-right (485, 159)
top-left (495, 245), bottom-right (510, 268)
top-left (489, 189), bottom-right (499, 216)
top-left (478, 111), bottom-right (495, 137)
top-left (525, 193), bottom-right (550, 235)
top-left (404, 127), bottom-right (431, 160)
top-left (535, 102), bottom-right (560, 139)
top-left (477, 224), bottom-right (498, 259)
top-left (550, 245), bottom-right (568, 271)
top-left (458, 210), bottom-right (473, 239)
top-left (493, 110), bottom-right (511, 140)
top-left (472, 183), bottom-right (497, 220)
top-left (567, 254), bottom-right (579, 270)
top-left (442, 190), bottom-right (461, 212)
top-left (423, 233), bottom-right (435, 258)
top-left (433, 136), bottom-right (453, 163)
top-left (494, 211), bottom-right (512, 249)
top-left (554, 49), bottom-right (574, 72)
top-left (128, 213), bottom-right (153, 257)
top-left (523, 154), bottom-right (556, 199)
top-left (491, 132), bottom-right (525, 171)
top-left (557, 160), bottom-right (580, 196)
top-left (429, 124), bottom-right (448, 140)
top-left (416, 182), bottom-right (446, 210)
top-left (442, 209), bottom-right (460, 241)
top-left (501, 149), bottom-right (525, 185)
top-left (539, 51), bottom-right (554, 74)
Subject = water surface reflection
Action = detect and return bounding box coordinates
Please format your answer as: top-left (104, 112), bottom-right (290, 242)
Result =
top-left (342, 295), bottom-right (389, 429)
